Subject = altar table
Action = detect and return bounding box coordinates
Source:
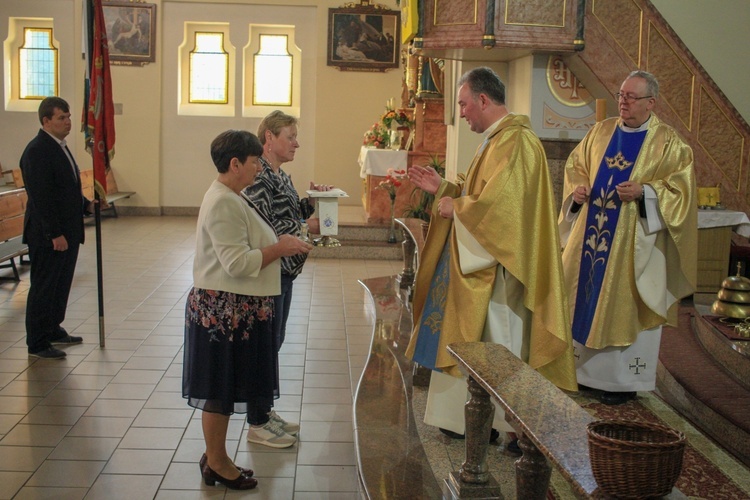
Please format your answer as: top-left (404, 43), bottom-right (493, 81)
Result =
top-left (697, 209), bottom-right (750, 292)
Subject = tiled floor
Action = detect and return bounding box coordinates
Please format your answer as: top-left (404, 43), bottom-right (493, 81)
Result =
top-left (0, 213), bottom-right (401, 499)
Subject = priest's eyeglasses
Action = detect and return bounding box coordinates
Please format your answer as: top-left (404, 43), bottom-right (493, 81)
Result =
top-left (615, 92), bottom-right (653, 102)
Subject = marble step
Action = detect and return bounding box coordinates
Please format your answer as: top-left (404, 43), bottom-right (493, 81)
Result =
top-left (309, 223), bottom-right (403, 260)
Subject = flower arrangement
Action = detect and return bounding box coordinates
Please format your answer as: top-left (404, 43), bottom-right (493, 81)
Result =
top-left (363, 98), bottom-right (414, 149)
top-left (363, 122), bottom-right (390, 149)
top-left (377, 167), bottom-right (407, 243)
top-left (377, 168), bottom-right (406, 201)
top-left (404, 154), bottom-right (446, 222)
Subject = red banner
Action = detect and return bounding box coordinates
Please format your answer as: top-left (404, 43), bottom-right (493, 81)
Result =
top-left (84, 0), bottom-right (115, 201)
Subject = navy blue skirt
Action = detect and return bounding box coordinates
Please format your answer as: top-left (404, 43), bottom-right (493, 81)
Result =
top-left (182, 287), bottom-right (278, 415)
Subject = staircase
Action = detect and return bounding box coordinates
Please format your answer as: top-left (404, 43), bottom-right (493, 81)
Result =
top-left (657, 295), bottom-right (750, 467)
top-left (310, 222), bottom-right (403, 260)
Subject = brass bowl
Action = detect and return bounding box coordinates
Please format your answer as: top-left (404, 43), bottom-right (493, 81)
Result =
top-left (720, 275), bottom-right (750, 291)
top-left (711, 299), bottom-right (750, 319)
top-left (717, 288), bottom-right (750, 304)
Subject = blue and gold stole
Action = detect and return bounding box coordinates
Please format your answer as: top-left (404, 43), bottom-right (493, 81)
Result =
top-left (571, 127), bottom-right (647, 345)
top-left (410, 238), bottom-right (451, 371)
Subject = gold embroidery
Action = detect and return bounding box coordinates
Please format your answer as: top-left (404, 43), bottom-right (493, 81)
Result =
top-left (605, 152), bottom-right (633, 171)
top-left (583, 175), bottom-right (617, 301)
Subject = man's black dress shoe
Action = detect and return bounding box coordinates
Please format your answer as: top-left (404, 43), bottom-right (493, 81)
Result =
top-left (29, 347), bottom-right (66, 359)
top-left (439, 427), bottom-right (500, 443)
top-left (200, 453), bottom-right (253, 477)
top-left (50, 334), bottom-right (83, 345)
top-left (201, 462), bottom-right (257, 490)
top-left (506, 438), bottom-right (522, 456)
top-left (599, 391), bottom-right (637, 405)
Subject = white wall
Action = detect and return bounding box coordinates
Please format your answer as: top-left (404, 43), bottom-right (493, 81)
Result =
top-left (0, 0), bottom-right (403, 209)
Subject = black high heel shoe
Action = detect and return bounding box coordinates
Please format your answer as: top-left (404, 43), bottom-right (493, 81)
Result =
top-left (201, 462), bottom-right (258, 490)
top-left (199, 453), bottom-right (254, 477)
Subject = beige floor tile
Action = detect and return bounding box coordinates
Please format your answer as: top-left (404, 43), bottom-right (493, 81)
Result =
top-left (12, 486), bottom-right (88, 500)
top-left (0, 470), bottom-right (33, 499)
top-left (98, 383), bottom-right (155, 399)
top-left (68, 416), bottom-right (134, 437)
top-left (56, 375), bottom-right (113, 391)
top-left (83, 348), bottom-right (134, 363)
top-left (225, 477), bottom-right (295, 498)
top-left (159, 461), bottom-right (210, 491)
top-left (132, 408), bottom-right (193, 428)
top-left (119, 427), bottom-right (184, 449)
top-left (84, 398), bottom-right (145, 417)
top-left (133, 345), bottom-right (182, 358)
top-left (299, 421), bottom-right (354, 443)
top-left (303, 373), bottom-right (352, 389)
top-left (39, 388), bottom-right (101, 407)
top-left (305, 349), bottom-right (349, 361)
top-left (294, 465), bottom-right (359, 493)
top-left (122, 356), bottom-right (172, 371)
top-left (144, 390), bottom-right (188, 409)
top-left (0, 423), bottom-right (70, 447)
top-left (48, 436), bottom-right (120, 461)
top-left (234, 450), bottom-right (297, 477)
top-left (278, 353), bottom-right (305, 367)
top-left (0, 445), bottom-right (52, 471)
top-left (304, 360), bottom-right (350, 374)
top-left (25, 459), bottom-right (105, 487)
top-left (0, 379), bottom-right (59, 397)
top-left (85, 474), bottom-right (163, 500)
top-left (16, 365), bottom-right (73, 382)
top-left (70, 361), bottom-right (124, 376)
top-left (0, 413), bottom-right (23, 434)
top-left (103, 448), bottom-right (174, 474)
top-left (297, 442), bottom-right (357, 466)
top-left (21, 404), bottom-right (86, 425)
top-left (300, 403), bottom-right (353, 422)
top-left (110, 369), bottom-right (165, 385)
top-left (301, 388), bottom-right (352, 405)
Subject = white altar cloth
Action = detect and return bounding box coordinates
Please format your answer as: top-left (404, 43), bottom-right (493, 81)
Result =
top-left (698, 209), bottom-right (750, 237)
top-left (358, 147), bottom-right (408, 179)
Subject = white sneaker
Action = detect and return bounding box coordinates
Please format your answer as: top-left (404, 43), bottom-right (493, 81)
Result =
top-left (247, 420), bottom-right (296, 448)
top-left (269, 410), bottom-right (300, 436)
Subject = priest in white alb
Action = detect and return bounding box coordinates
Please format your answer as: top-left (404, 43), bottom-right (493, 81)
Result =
top-left (406, 67), bottom-right (577, 452)
top-left (559, 70), bottom-right (697, 405)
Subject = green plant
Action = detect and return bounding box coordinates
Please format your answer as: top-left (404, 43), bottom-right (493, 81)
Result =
top-left (403, 154), bottom-right (445, 222)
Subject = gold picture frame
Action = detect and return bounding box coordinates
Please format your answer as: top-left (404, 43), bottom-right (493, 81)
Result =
top-left (102, 1), bottom-right (156, 66)
top-left (327, 3), bottom-right (400, 72)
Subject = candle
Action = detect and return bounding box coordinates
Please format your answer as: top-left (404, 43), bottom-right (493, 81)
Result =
top-left (596, 99), bottom-right (606, 122)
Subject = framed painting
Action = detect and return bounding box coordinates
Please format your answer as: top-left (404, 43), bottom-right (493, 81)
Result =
top-left (102, 1), bottom-right (156, 66)
top-left (327, 3), bottom-right (400, 72)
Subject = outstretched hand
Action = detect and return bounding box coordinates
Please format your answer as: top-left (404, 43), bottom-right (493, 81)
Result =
top-left (408, 165), bottom-right (441, 195)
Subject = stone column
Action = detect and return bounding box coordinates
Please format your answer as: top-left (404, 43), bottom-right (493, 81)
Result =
top-left (515, 433), bottom-right (552, 499)
top-left (444, 376), bottom-right (501, 498)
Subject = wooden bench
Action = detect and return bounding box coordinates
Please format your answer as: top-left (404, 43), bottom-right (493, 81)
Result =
top-left (0, 188), bottom-right (29, 281)
top-left (80, 169), bottom-right (135, 217)
top-left (4, 167), bottom-right (134, 218)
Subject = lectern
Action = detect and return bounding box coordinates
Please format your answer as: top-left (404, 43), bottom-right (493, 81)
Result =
top-left (307, 188), bottom-right (349, 247)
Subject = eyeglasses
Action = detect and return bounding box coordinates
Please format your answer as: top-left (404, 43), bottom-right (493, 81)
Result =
top-left (615, 92), bottom-right (653, 102)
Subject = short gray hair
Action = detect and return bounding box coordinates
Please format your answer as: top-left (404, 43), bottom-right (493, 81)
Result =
top-left (627, 70), bottom-right (659, 98)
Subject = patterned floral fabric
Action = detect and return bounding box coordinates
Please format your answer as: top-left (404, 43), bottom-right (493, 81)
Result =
top-left (182, 288), bottom-right (277, 415)
top-left (243, 156), bottom-right (314, 276)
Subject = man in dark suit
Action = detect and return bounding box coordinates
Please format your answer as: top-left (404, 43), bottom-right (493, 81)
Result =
top-left (21, 96), bottom-right (94, 359)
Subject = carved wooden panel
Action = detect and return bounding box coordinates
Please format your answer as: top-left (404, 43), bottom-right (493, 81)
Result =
top-left (698, 86), bottom-right (744, 190)
top-left (505, 0), bottom-right (565, 27)
top-left (434, 0), bottom-right (477, 25)
top-left (591, 0), bottom-right (642, 66)
top-left (646, 23), bottom-right (695, 131)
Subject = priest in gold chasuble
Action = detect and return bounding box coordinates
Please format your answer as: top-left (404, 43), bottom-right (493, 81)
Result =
top-left (405, 67), bottom-right (576, 438)
top-left (559, 71), bottom-right (697, 406)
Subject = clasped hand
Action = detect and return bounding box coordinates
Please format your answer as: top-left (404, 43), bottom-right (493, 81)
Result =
top-left (277, 234), bottom-right (312, 256)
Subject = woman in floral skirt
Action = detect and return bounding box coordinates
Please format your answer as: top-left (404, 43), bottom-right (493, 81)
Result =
top-left (182, 130), bottom-right (312, 490)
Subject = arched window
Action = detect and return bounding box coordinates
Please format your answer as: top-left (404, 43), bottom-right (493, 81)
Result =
top-left (4, 18), bottom-right (58, 111)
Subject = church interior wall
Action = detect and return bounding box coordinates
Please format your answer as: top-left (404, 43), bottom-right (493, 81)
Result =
top-left (0, 1), bottom-right (746, 211)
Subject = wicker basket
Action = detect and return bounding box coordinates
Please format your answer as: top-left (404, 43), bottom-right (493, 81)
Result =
top-left (587, 420), bottom-right (686, 499)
